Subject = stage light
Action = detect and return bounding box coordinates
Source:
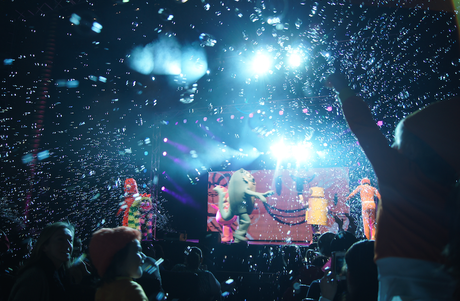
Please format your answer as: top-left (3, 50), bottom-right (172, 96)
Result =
top-left (251, 53), bottom-right (271, 74)
top-left (163, 138), bottom-right (168, 142)
top-left (270, 142), bottom-right (287, 160)
top-left (292, 144), bottom-right (311, 162)
top-left (377, 120), bottom-right (383, 126)
top-left (326, 106), bottom-right (332, 112)
top-left (162, 151), bottom-right (167, 156)
top-left (161, 186), bottom-right (165, 191)
top-left (270, 141), bottom-right (313, 161)
top-left (288, 53), bottom-right (302, 67)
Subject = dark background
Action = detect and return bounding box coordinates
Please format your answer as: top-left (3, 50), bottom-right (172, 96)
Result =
top-left (1, 0), bottom-right (459, 245)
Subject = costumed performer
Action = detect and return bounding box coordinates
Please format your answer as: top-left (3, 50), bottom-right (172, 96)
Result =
top-left (347, 177), bottom-right (381, 240)
top-left (118, 178), bottom-right (139, 227)
top-left (210, 186), bottom-right (237, 243)
top-left (117, 178), bottom-right (152, 234)
top-left (305, 186), bottom-right (329, 237)
top-left (213, 168), bottom-right (273, 243)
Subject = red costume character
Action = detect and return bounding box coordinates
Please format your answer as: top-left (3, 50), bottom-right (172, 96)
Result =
top-left (117, 178), bottom-right (139, 227)
top-left (347, 178), bottom-right (381, 240)
top-left (117, 178), bottom-right (153, 240)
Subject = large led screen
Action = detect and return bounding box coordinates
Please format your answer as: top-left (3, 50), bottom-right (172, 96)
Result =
top-left (207, 168), bottom-right (350, 243)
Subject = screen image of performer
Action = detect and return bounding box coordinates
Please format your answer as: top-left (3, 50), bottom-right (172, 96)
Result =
top-left (347, 178), bottom-right (381, 240)
top-left (305, 186), bottom-right (329, 236)
top-left (210, 187), bottom-right (237, 243)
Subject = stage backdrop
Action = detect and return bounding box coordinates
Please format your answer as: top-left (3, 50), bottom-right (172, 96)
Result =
top-left (207, 168), bottom-right (350, 243)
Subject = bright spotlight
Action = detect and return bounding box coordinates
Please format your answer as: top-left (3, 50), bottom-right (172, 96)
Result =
top-left (252, 53), bottom-right (271, 74)
top-left (289, 53), bottom-right (302, 67)
top-left (292, 144), bottom-right (310, 162)
top-left (270, 142), bottom-right (288, 160)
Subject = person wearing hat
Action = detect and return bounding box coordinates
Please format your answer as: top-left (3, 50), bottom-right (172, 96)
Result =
top-left (346, 178), bottom-right (381, 240)
top-left (89, 226), bottom-right (148, 301)
top-left (326, 73), bottom-right (459, 300)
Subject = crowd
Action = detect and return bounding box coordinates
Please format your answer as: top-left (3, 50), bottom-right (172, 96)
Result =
top-left (1, 70), bottom-right (459, 301)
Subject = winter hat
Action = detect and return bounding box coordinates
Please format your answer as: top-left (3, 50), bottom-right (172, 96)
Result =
top-left (361, 178), bottom-right (371, 185)
top-left (400, 97), bottom-right (460, 175)
top-left (89, 226), bottom-right (141, 277)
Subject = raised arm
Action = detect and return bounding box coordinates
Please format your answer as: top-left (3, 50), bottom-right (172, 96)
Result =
top-left (347, 186), bottom-right (361, 200)
top-left (325, 74), bottom-right (397, 176)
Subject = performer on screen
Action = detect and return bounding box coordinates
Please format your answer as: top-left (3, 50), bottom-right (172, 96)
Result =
top-left (210, 187), bottom-right (237, 242)
top-left (305, 186), bottom-right (329, 236)
top-left (291, 173), bottom-right (316, 203)
top-left (346, 177), bottom-right (381, 240)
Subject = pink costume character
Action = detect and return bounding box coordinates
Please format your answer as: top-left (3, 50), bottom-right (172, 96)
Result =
top-left (210, 187), bottom-right (237, 242)
top-left (139, 196), bottom-right (153, 240)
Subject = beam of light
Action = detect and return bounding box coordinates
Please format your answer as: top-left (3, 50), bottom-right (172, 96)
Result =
top-left (270, 141), bottom-right (313, 162)
top-left (162, 172), bottom-right (185, 192)
top-left (164, 138), bottom-right (190, 153)
top-left (270, 141), bottom-right (288, 160)
top-left (161, 187), bottom-right (198, 208)
top-left (163, 154), bottom-right (194, 171)
top-left (292, 143), bottom-right (312, 162)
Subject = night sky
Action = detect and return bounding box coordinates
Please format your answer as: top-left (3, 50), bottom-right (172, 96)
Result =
top-left (1, 0), bottom-right (459, 244)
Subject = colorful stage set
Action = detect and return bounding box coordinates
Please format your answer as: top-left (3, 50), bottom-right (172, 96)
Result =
top-left (206, 167), bottom-right (350, 245)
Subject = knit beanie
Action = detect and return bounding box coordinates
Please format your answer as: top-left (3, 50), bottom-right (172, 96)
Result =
top-left (400, 97), bottom-right (460, 175)
top-left (89, 226), bottom-right (141, 277)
